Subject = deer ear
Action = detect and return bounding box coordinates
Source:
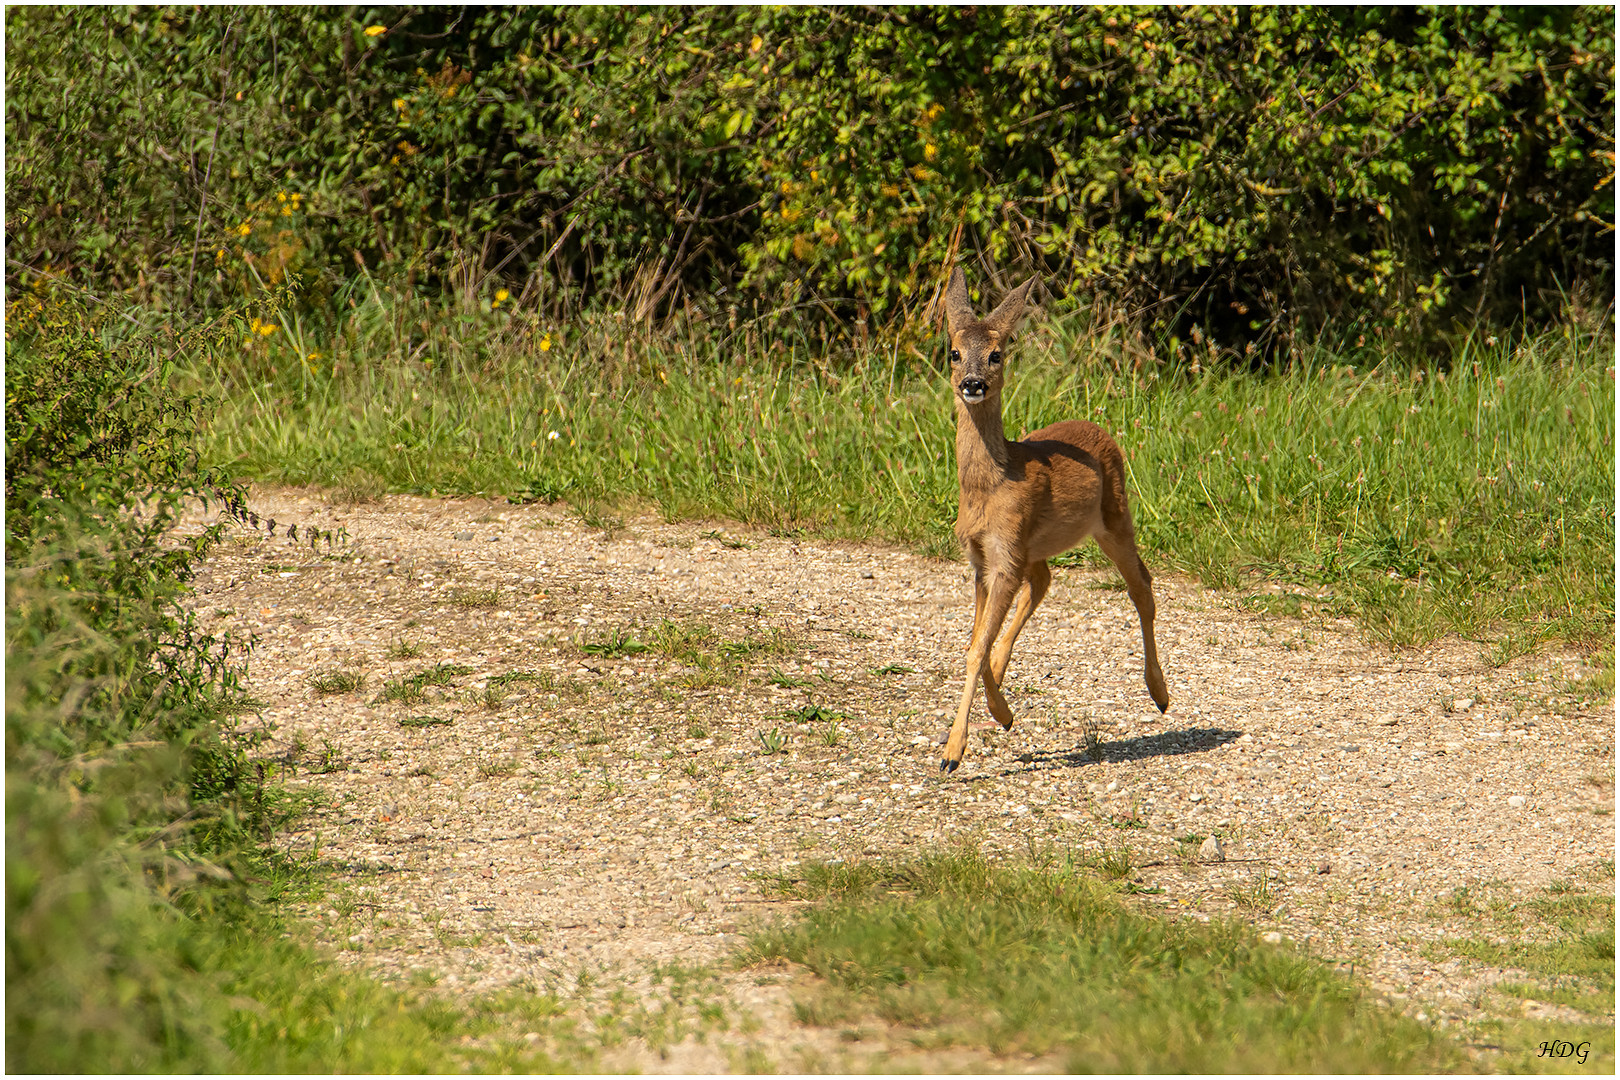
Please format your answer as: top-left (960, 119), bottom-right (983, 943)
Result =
top-left (942, 267), bottom-right (975, 336)
top-left (981, 276), bottom-right (1036, 339)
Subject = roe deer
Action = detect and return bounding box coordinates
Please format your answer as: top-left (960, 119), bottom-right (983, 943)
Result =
top-left (939, 268), bottom-right (1168, 773)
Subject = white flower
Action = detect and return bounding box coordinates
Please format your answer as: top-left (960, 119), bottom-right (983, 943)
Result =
top-left (547, 431), bottom-right (561, 441)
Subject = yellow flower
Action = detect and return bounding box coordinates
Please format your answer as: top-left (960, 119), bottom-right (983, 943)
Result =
top-left (276, 191), bottom-right (287, 202)
top-left (364, 25), bottom-right (387, 37)
top-left (880, 183), bottom-right (901, 197)
top-left (539, 334), bottom-right (551, 351)
top-left (393, 97), bottom-right (407, 111)
top-left (236, 221), bottom-right (252, 237)
top-left (924, 143), bottom-right (937, 161)
top-left (495, 289), bottom-right (510, 303)
top-left (258, 322), bottom-right (276, 337)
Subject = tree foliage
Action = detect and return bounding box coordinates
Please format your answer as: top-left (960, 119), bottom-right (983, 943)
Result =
top-left (6, 5), bottom-right (1612, 355)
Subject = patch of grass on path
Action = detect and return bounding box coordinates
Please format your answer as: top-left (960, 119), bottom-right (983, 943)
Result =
top-left (1425, 872), bottom-right (1615, 1073)
top-left (742, 847), bottom-right (1461, 1072)
top-left (187, 302), bottom-right (1614, 669)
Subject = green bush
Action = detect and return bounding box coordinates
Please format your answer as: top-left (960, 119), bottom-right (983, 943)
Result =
top-left (6, 6), bottom-right (1611, 355)
top-left (3, 301), bottom-right (275, 1070)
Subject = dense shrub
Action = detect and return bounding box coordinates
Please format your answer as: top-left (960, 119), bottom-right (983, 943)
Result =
top-left (4, 301), bottom-right (274, 1069)
top-left (5, 6), bottom-right (1612, 355)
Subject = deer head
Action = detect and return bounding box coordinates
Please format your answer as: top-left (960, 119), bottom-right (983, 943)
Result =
top-left (942, 267), bottom-right (1036, 407)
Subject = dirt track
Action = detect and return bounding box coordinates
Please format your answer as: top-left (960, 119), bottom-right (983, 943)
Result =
top-left (182, 486), bottom-right (1614, 1070)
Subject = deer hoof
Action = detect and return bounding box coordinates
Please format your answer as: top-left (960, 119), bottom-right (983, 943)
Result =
top-left (940, 757), bottom-right (960, 774)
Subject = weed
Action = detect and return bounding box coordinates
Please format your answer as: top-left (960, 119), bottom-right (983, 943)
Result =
top-left (648, 619), bottom-right (717, 665)
top-left (477, 756), bottom-right (519, 779)
top-left (767, 668), bottom-right (813, 688)
top-left (490, 670), bottom-right (544, 688)
top-left (1081, 713), bottom-right (1105, 762)
top-left (313, 739), bottom-right (348, 774)
top-left (376, 663), bottom-right (473, 704)
top-left (700, 529), bottom-right (753, 550)
top-left (819, 723), bottom-right (843, 747)
top-left (573, 501), bottom-right (624, 536)
top-left (757, 728), bottom-right (788, 755)
top-left (719, 628), bottom-right (793, 661)
top-left (399, 715), bottom-right (452, 729)
top-left (582, 630), bottom-right (649, 659)
top-left (1094, 844), bottom-right (1135, 881)
top-left (307, 669), bottom-right (365, 694)
top-left (447, 586), bottom-right (501, 608)
top-left (871, 662), bottom-right (913, 676)
top-left (787, 704), bottom-right (848, 724)
top-left (388, 639), bottom-right (425, 660)
top-left (1227, 872), bottom-right (1279, 913)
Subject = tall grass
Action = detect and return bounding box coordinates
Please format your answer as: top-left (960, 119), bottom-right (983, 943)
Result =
top-left (190, 288), bottom-right (1613, 661)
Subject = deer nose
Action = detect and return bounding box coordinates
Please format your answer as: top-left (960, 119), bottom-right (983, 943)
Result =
top-left (959, 378), bottom-right (988, 403)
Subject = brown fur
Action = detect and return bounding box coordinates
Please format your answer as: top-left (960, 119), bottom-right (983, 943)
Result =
top-left (940, 268), bottom-right (1169, 773)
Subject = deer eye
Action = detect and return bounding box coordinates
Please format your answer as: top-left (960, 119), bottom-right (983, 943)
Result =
top-left (949, 349), bottom-right (961, 364)
top-left (988, 350), bottom-right (1003, 365)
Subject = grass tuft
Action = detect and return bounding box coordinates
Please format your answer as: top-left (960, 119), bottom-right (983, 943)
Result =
top-left (307, 669), bottom-right (365, 695)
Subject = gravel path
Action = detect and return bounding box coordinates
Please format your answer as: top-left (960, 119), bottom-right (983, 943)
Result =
top-left (182, 487), bottom-right (1614, 1070)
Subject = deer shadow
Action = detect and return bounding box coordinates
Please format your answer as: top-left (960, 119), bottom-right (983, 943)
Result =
top-left (991, 726), bottom-right (1245, 777)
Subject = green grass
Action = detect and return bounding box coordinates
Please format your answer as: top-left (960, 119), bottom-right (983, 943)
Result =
top-left (307, 668), bottom-right (365, 694)
top-left (743, 846), bottom-right (1463, 1072)
top-left (399, 714), bottom-right (453, 728)
top-left (375, 663), bottom-right (475, 705)
top-left (1423, 876), bottom-right (1615, 1072)
top-left (187, 299), bottom-right (1613, 672)
top-left (446, 586), bottom-right (501, 608)
top-left (581, 629), bottom-right (650, 659)
top-left (18, 909), bottom-right (586, 1072)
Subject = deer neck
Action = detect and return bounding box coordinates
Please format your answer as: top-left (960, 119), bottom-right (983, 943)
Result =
top-left (955, 391), bottom-right (1011, 494)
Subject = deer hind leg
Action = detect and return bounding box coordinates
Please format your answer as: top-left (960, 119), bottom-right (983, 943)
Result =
top-left (990, 559), bottom-right (1051, 689)
top-left (1095, 530), bottom-right (1169, 712)
top-left (942, 568), bottom-right (1021, 773)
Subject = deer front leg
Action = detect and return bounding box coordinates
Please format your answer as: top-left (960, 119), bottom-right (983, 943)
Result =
top-left (990, 560), bottom-right (1050, 687)
top-left (942, 569), bottom-right (1021, 773)
top-left (965, 569), bottom-right (987, 654)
